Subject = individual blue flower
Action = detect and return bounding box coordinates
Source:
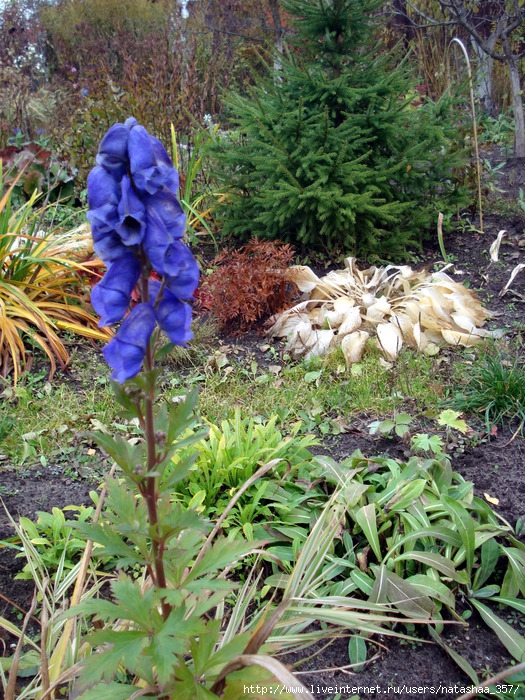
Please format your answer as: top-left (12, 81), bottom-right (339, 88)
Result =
top-left (149, 281), bottom-right (193, 345)
top-left (91, 255), bottom-right (141, 327)
top-left (143, 222), bottom-right (199, 290)
top-left (116, 176), bottom-right (147, 246)
top-left (163, 243), bottom-right (200, 299)
top-left (96, 122), bottom-right (133, 179)
top-left (91, 228), bottom-right (129, 264)
top-left (86, 166), bottom-right (120, 234)
top-left (129, 126), bottom-right (179, 195)
top-left (144, 189), bottom-right (186, 240)
top-left (142, 206), bottom-right (185, 276)
top-left (103, 303), bottom-right (156, 383)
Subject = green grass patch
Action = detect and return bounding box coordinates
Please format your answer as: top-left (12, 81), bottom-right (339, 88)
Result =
top-left (193, 346), bottom-right (444, 432)
top-left (451, 341), bottom-right (525, 430)
top-left (1, 336), bottom-right (447, 465)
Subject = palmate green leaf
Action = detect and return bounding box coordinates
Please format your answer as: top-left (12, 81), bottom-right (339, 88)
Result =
top-left (112, 576), bottom-right (165, 629)
top-left (354, 503), bottom-right (382, 561)
top-left (148, 608), bottom-right (206, 685)
top-left (72, 521), bottom-right (145, 567)
top-left (90, 432), bottom-right (145, 473)
top-left (90, 628), bottom-right (148, 654)
top-left (411, 433), bottom-right (443, 455)
top-left (441, 495), bottom-right (476, 577)
top-left (427, 627), bottom-right (479, 685)
top-left (73, 576), bottom-right (163, 633)
top-left (100, 475), bottom-right (149, 534)
top-left (156, 499), bottom-right (208, 541)
top-left (437, 409), bottom-right (469, 434)
top-left (190, 619), bottom-right (221, 675)
top-left (79, 630), bottom-right (146, 685)
top-left (471, 600), bottom-right (525, 662)
top-left (66, 596), bottom-right (136, 627)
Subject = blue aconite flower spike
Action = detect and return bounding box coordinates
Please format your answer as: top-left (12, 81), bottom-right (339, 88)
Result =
top-left (88, 118), bottom-right (199, 382)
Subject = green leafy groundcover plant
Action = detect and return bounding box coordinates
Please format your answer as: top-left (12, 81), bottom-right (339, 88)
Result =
top-left (171, 410), bottom-right (318, 515)
top-left (208, 0), bottom-right (469, 257)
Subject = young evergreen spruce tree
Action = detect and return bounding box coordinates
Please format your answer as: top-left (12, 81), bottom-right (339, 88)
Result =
top-left (209, 0), bottom-right (468, 258)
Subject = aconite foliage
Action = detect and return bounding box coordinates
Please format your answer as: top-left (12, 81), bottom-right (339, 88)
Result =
top-left (209, 0), bottom-right (469, 258)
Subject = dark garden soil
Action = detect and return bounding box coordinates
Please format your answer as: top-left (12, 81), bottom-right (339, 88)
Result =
top-left (1, 162), bottom-right (525, 697)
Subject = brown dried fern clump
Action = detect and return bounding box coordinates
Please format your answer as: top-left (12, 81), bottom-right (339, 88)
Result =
top-left (200, 239), bottom-right (297, 334)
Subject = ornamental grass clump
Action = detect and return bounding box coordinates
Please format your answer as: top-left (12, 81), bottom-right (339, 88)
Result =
top-left (0, 166), bottom-right (110, 383)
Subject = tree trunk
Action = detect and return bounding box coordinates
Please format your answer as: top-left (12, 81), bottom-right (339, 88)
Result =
top-left (268, 0), bottom-right (283, 74)
top-left (470, 37), bottom-right (495, 116)
top-left (502, 36), bottom-right (525, 158)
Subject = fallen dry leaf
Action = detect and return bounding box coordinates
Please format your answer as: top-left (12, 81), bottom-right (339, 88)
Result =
top-left (484, 493), bottom-right (500, 506)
